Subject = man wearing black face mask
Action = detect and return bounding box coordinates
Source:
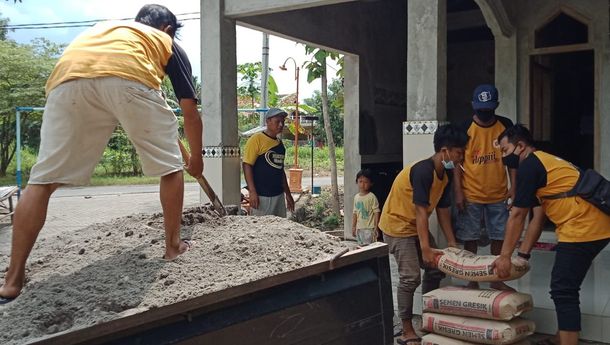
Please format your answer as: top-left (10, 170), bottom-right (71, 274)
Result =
top-left (493, 124), bottom-right (610, 345)
top-left (453, 84), bottom-right (516, 291)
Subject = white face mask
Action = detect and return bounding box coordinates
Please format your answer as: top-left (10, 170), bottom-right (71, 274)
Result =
top-left (442, 150), bottom-right (455, 170)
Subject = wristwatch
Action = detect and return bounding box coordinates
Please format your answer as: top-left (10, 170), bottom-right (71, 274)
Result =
top-left (517, 252), bottom-right (531, 260)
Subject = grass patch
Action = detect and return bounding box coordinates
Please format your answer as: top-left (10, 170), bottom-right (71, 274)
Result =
top-left (2, 144), bottom-right (344, 188)
top-left (283, 145), bottom-right (344, 175)
top-left (0, 173), bottom-right (197, 188)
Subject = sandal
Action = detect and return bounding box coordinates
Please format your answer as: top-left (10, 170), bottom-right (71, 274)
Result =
top-left (0, 295), bottom-right (16, 305)
top-left (397, 337), bottom-right (421, 345)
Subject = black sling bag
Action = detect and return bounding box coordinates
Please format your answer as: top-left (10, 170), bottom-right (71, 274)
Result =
top-left (541, 169), bottom-right (610, 215)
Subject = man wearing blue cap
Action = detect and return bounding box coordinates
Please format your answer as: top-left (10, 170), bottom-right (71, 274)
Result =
top-left (453, 84), bottom-right (516, 290)
top-left (242, 108), bottom-right (295, 217)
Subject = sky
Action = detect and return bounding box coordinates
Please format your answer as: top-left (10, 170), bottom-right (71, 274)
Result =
top-left (0, 0), bottom-right (340, 100)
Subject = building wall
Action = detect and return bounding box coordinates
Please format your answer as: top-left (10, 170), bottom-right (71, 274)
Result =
top-left (493, 1), bottom-right (610, 340)
top-left (447, 40), bottom-right (495, 124)
top-left (507, 0), bottom-right (610, 175)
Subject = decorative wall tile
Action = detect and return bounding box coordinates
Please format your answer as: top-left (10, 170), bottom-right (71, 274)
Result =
top-left (402, 120), bottom-right (447, 135)
top-left (202, 146), bottom-right (240, 158)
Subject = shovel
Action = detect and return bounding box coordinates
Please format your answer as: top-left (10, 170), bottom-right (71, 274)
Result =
top-left (178, 140), bottom-right (227, 217)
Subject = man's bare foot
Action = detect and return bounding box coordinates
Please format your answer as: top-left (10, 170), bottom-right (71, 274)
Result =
top-left (163, 239), bottom-right (194, 261)
top-left (490, 281), bottom-right (516, 291)
top-left (0, 284), bottom-right (22, 303)
top-left (466, 281), bottom-right (480, 289)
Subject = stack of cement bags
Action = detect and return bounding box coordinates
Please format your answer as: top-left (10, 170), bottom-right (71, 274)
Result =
top-left (421, 249), bottom-right (536, 345)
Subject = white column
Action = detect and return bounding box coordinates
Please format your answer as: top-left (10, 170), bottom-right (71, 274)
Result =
top-left (201, 0), bottom-right (241, 206)
top-left (343, 54), bottom-right (360, 238)
top-left (404, 0), bottom-right (448, 314)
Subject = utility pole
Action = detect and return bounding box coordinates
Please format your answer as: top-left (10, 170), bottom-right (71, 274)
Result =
top-left (260, 33), bottom-right (270, 126)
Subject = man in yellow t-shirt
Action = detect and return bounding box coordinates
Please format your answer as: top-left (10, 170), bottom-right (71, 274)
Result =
top-left (0, 5), bottom-right (203, 304)
top-left (379, 124), bottom-right (467, 345)
top-left (453, 84), bottom-right (516, 291)
top-left (242, 108), bottom-right (295, 217)
top-left (494, 125), bottom-right (610, 345)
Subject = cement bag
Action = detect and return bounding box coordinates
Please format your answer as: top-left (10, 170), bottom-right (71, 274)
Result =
top-left (422, 333), bottom-right (531, 345)
top-left (435, 247), bottom-right (529, 282)
top-left (423, 286), bottom-right (533, 320)
top-left (422, 312), bottom-right (535, 345)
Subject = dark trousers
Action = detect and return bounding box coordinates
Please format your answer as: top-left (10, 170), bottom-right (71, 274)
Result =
top-left (550, 238), bottom-right (610, 331)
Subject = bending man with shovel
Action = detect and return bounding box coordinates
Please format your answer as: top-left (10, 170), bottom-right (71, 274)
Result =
top-left (0, 4), bottom-right (202, 304)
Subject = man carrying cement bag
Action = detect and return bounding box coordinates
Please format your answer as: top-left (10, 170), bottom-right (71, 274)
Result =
top-left (493, 124), bottom-right (610, 345)
top-left (379, 124), bottom-right (468, 345)
top-left (0, 4), bottom-right (203, 304)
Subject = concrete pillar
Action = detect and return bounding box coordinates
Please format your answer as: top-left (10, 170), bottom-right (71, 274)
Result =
top-left (343, 54), bottom-right (360, 238)
top-left (406, 0), bottom-right (447, 123)
top-left (404, 0), bottom-right (448, 314)
top-left (494, 35), bottom-right (518, 123)
top-left (201, 0), bottom-right (241, 206)
top-left (405, 0), bottom-right (447, 163)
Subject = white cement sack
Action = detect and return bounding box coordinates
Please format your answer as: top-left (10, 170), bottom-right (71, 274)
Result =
top-left (422, 333), bottom-right (531, 345)
top-left (435, 248), bottom-right (530, 282)
top-left (423, 286), bottom-right (533, 320)
top-left (422, 313), bottom-right (535, 345)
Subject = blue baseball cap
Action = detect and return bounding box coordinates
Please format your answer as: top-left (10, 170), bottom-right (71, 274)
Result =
top-left (472, 84), bottom-right (499, 110)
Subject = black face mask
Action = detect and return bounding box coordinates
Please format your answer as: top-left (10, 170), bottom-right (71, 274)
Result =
top-left (502, 146), bottom-right (521, 169)
top-left (475, 109), bottom-right (495, 123)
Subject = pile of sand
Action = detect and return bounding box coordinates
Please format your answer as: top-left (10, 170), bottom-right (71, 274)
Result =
top-left (0, 207), bottom-right (347, 344)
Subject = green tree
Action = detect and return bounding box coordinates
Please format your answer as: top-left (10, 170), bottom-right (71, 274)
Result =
top-left (236, 62), bottom-right (279, 108)
top-left (0, 23), bottom-right (64, 176)
top-left (304, 78), bottom-right (344, 146)
top-left (302, 46), bottom-right (343, 215)
top-left (237, 62), bottom-right (262, 108)
top-left (1, 12), bottom-right (13, 40)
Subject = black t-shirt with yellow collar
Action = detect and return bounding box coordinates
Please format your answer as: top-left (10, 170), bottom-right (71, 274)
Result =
top-left (379, 159), bottom-right (452, 238)
top-left (513, 150), bottom-right (610, 243)
top-left (243, 132), bottom-right (286, 197)
top-left (458, 115), bottom-right (513, 203)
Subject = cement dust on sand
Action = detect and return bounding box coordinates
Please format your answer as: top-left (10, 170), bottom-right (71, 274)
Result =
top-left (0, 206), bottom-right (348, 345)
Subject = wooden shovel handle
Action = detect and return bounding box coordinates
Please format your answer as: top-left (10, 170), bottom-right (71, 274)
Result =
top-left (177, 140), bottom-right (192, 168)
